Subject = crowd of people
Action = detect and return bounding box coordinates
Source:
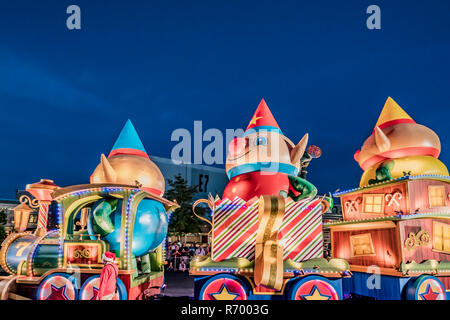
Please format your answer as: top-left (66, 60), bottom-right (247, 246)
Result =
top-left (166, 242), bottom-right (210, 272)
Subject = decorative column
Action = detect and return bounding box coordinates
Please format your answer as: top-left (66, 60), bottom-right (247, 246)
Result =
top-left (25, 179), bottom-right (60, 235)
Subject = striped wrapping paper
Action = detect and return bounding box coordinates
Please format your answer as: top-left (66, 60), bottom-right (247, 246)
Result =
top-left (211, 196), bottom-right (323, 262)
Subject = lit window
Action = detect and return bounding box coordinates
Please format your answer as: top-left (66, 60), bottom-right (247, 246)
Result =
top-left (362, 194), bottom-right (384, 214)
top-left (428, 185), bottom-right (446, 208)
top-left (350, 233), bottom-right (375, 257)
top-left (433, 221), bottom-right (450, 254)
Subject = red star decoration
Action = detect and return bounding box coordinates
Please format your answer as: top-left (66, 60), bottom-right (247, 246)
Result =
top-left (420, 284), bottom-right (440, 300)
top-left (46, 284), bottom-right (69, 300)
top-left (91, 286), bottom-right (99, 300)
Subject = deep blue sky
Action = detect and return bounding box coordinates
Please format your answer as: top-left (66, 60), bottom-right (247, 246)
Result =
top-left (0, 0), bottom-right (449, 198)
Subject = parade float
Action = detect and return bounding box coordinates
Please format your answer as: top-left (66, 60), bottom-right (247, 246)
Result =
top-left (0, 120), bottom-right (178, 300)
top-left (190, 99), bottom-right (350, 300)
top-left (327, 97), bottom-right (450, 300)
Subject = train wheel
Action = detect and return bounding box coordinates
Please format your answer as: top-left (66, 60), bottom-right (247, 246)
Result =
top-left (405, 275), bottom-right (446, 300)
top-left (37, 273), bottom-right (78, 300)
top-left (288, 275), bottom-right (341, 300)
top-left (79, 275), bottom-right (127, 300)
top-left (0, 276), bottom-right (19, 300)
top-left (199, 274), bottom-right (249, 300)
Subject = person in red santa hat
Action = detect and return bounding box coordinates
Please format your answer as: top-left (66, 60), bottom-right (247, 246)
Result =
top-left (97, 251), bottom-right (119, 300)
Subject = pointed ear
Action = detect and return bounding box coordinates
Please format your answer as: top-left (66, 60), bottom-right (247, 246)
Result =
top-left (290, 133), bottom-right (308, 164)
top-left (101, 154), bottom-right (117, 183)
top-left (374, 126), bottom-right (391, 153)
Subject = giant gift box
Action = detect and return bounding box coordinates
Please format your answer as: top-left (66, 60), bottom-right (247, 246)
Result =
top-left (211, 196), bottom-right (323, 263)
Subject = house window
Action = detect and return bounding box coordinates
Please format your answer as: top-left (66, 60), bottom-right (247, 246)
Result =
top-left (428, 185), bottom-right (446, 208)
top-left (28, 215), bottom-right (37, 224)
top-left (350, 233), bottom-right (375, 257)
top-left (433, 221), bottom-right (450, 254)
top-left (362, 194), bottom-right (384, 214)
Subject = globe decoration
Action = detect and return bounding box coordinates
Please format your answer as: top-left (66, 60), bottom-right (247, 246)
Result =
top-left (87, 198), bottom-right (168, 257)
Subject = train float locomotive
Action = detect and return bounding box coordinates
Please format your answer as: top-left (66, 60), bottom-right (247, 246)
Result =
top-left (190, 97), bottom-right (450, 300)
top-left (0, 120), bottom-right (178, 300)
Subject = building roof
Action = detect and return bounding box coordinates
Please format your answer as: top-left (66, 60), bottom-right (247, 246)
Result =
top-left (0, 199), bottom-right (20, 205)
top-left (324, 211), bottom-right (450, 228)
top-left (150, 155), bottom-right (226, 173)
top-left (333, 174), bottom-right (450, 197)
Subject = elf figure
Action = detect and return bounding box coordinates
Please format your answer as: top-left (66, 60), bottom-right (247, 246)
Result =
top-left (354, 97), bottom-right (448, 186)
top-left (222, 99), bottom-right (317, 202)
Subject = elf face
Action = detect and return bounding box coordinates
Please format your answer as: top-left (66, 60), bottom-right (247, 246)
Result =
top-left (226, 131), bottom-right (307, 174)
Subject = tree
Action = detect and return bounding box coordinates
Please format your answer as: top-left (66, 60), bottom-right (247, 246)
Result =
top-left (165, 174), bottom-right (208, 236)
top-left (0, 209), bottom-right (7, 242)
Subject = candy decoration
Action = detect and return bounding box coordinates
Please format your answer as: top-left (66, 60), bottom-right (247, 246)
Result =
top-left (385, 191), bottom-right (402, 207)
top-left (25, 179), bottom-right (59, 233)
top-left (37, 202), bottom-right (49, 231)
top-left (307, 145), bottom-right (322, 159)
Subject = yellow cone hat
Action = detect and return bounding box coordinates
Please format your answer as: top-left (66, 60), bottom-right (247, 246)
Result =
top-left (374, 97), bottom-right (415, 130)
top-left (356, 97), bottom-right (448, 186)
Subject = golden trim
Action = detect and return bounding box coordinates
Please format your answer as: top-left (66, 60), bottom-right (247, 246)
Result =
top-left (63, 242), bottom-right (105, 268)
top-left (0, 232), bottom-right (31, 275)
top-left (62, 195), bottom-right (103, 240)
top-left (244, 275), bottom-right (288, 295)
top-left (404, 230), bottom-right (430, 251)
top-left (395, 221), bottom-right (404, 268)
top-left (16, 261), bottom-right (25, 276)
top-left (327, 221), bottom-right (396, 232)
top-left (52, 183), bottom-right (179, 208)
top-left (0, 275), bottom-right (19, 300)
top-left (18, 195), bottom-right (39, 209)
top-left (119, 191), bottom-right (131, 269)
top-left (350, 265), bottom-right (403, 277)
top-left (14, 268), bottom-right (135, 284)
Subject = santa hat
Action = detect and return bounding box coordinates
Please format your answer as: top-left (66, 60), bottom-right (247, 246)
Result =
top-left (108, 119), bottom-right (150, 159)
top-left (373, 97), bottom-right (415, 131)
top-left (244, 99), bottom-right (283, 136)
top-left (102, 251), bottom-right (116, 263)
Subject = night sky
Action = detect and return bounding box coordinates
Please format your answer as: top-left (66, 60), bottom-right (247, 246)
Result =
top-left (0, 0), bottom-right (449, 199)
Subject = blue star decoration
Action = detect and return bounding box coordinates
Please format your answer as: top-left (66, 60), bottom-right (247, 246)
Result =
top-left (300, 285), bottom-right (332, 300)
top-left (419, 284), bottom-right (440, 300)
top-left (210, 284), bottom-right (240, 300)
top-left (46, 284), bottom-right (69, 300)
